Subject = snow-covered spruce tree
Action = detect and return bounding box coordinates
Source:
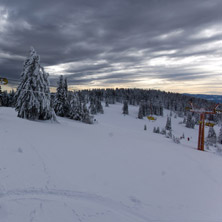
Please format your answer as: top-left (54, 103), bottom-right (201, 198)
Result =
top-left (54, 75), bottom-right (69, 117)
top-left (186, 113), bottom-right (195, 129)
top-left (63, 77), bottom-right (69, 114)
top-left (69, 93), bottom-right (92, 124)
top-left (165, 116), bottom-right (172, 130)
top-left (1, 91), bottom-right (9, 106)
top-left (156, 126), bottom-right (160, 134)
top-left (0, 86), bottom-right (2, 106)
top-left (95, 99), bottom-right (104, 114)
top-left (172, 135), bottom-right (180, 144)
top-left (217, 126), bottom-right (222, 144)
top-left (138, 103), bottom-right (143, 119)
top-left (104, 91), bottom-right (109, 107)
top-left (82, 102), bottom-right (93, 124)
top-left (89, 101), bottom-right (97, 115)
top-left (122, 100), bottom-right (129, 115)
top-left (153, 126), bottom-right (160, 134)
top-left (161, 128), bottom-right (166, 135)
top-left (8, 90), bottom-right (16, 107)
top-left (69, 93), bottom-right (83, 121)
top-left (206, 126), bottom-right (217, 145)
top-left (105, 97), bottom-right (109, 107)
top-left (166, 129), bottom-right (172, 138)
top-left (15, 47), bottom-right (54, 120)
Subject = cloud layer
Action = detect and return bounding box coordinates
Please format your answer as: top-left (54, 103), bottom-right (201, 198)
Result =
top-left (1, 0), bottom-right (222, 93)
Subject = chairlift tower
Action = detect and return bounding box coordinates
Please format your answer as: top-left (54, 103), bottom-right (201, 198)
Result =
top-left (188, 103), bottom-right (220, 151)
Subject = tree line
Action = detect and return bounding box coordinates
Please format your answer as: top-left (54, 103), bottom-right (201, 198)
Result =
top-left (1, 47), bottom-right (221, 126)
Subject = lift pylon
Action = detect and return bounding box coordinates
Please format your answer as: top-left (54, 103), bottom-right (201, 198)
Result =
top-left (189, 102), bottom-right (219, 151)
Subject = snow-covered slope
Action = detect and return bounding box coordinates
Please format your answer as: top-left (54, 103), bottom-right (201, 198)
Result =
top-left (0, 105), bottom-right (222, 222)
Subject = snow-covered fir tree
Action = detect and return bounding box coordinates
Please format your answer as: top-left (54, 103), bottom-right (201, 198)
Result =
top-left (95, 99), bottom-right (104, 114)
top-left (69, 93), bottom-right (83, 121)
top-left (172, 135), bottom-right (180, 144)
top-left (166, 129), bottom-right (172, 138)
top-left (8, 90), bottom-right (16, 107)
top-left (206, 126), bottom-right (217, 145)
top-left (161, 128), bottom-right (166, 135)
top-left (89, 101), bottom-right (97, 115)
top-left (63, 77), bottom-right (69, 114)
top-left (165, 117), bottom-right (172, 130)
top-left (54, 75), bottom-right (69, 117)
top-left (68, 92), bottom-right (92, 124)
top-left (153, 126), bottom-right (160, 134)
top-left (105, 98), bottom-right (109, 107)
top-left (138, 103), bottom-right (143, 119)
top-left (0, 86), bottom-right (2, 106)
top-left (156, 126), bottom-right (160, 133)
top-left (186, 113), bottom-right (195, 129)
top-left (15, 47), bottom-right (54, 120)
top-left (0, 90), bottom-right (16, 107)
top-left (122, 100), bottom-right (129, 115)
top-left (82, 102), bottom-right (93, 124)
top-left (217, 126), bottom-right (222, 144)
top-left (104, 91), bottom-right (109, 107)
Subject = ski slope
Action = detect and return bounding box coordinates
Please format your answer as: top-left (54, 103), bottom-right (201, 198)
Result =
top-left (0, 104), bottom-right (222, 222)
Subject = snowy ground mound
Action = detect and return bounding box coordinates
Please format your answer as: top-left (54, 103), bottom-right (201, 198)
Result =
top-left (0, 105), bottom-right (222, 222)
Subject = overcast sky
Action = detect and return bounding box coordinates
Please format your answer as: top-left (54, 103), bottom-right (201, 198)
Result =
top-left (1, 0), bottom-right (222, 94)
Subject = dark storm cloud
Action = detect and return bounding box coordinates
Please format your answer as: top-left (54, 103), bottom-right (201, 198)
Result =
top-left (1, 0), bottom-right (222, 89)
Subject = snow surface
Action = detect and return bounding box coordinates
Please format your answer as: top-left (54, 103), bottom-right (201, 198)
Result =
top-left (0, 104), bottom-right (222, 222)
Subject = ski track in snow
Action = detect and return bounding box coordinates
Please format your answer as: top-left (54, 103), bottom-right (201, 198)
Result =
top-left (29, 143), bottom-right (52, 188)
top-left (29, 209), bottom-right (36, 222)
top-left (1, 108), bottom-right (222, 222)
top-left (1, 188), bottom-right (220, 222)
top-left (0, 188), bottom-right (151, 222)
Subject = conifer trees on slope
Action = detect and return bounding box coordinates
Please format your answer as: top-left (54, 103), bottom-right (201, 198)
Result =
top-left (54, 75), bottom-right (69, 117)
top-left (15, 47), bottom-right (54, 120)
top-left (122, 100), bottom-right (129, 115)
top-left (52, 77), bottom-right (93, 124)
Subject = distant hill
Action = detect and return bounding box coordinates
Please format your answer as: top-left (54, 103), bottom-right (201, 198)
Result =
top-left (184, 93), bottom-right (222, 103)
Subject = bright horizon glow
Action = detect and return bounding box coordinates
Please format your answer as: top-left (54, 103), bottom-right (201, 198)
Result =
top-left (2, 79), bottom-right (222, 95)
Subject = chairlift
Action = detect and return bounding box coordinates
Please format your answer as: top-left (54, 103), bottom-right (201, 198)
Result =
top-left (205, 122), bottom-right (215, 127)
top-left (185, 106), bottom-right (191, 111)
top-left (147, 116), bottom-right (156, 121)
top-left (0, 77), bottom-right (8, 85)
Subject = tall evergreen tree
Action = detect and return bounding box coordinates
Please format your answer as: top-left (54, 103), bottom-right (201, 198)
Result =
top-left (69, 93), bottom-right (82, 121)
top-left (54, 75), bottom-right (69, 117)
top-left (63, 77), bottom-right (69, 114)
top-left (105, 97), bottom-right (109, 107)
top-left (217, 126), bottom-right (222, 144)
top-left (207, 126), bottom-right (217, 145)
top-left (165, 117), bottom-right (172, 130)
top-left (138, 103), bottom-right (143, 119)
top-left (15, 47), bottom-right (54, 120)
top-left (95, 99), bottom-right (104, 114)
top-left (122, 100), bottom-right (129, 115)
top-left (0, 86), bottom-right (2, 106)
top-left (89, 101), bottom-right (97, 115)
top-left (186, 113), bottom-right (195, 129)
top-left (82, 102), bottom-right (93, 124)
top-left (8, 90), bottom-right (16, 107)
